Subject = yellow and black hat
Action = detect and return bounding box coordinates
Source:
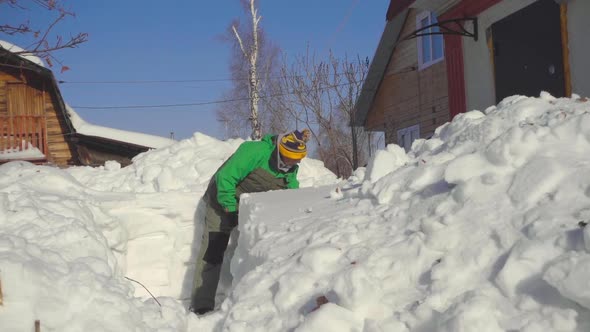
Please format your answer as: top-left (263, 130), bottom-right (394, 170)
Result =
top-left (278, 129), bottom-right (310, 159)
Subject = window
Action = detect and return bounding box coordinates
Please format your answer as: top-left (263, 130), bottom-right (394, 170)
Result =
top-left (397, 124), bottom-right (420, 152)
top-left (416, 11), bottom-right (444, 69)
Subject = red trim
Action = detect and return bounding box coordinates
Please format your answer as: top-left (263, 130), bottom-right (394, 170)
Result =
top-left (443, 34), bottom-right (466, 119)
top-left (441, 0), bottom-right (503, 118)
top-left (443, 0), bottom-right (503, 18)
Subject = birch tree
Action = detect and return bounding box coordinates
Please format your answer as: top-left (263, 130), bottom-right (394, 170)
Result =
top-left (232, 0), bottom-right (262, 140)
top-left (216, 0), bottom-right (284, 139)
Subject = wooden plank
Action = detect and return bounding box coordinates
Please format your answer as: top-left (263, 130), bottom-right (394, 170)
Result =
top-left (7, 83), bottom-right (44, 117)
top-left (46, 142), bottom-right (70, 149)
top-left (45, 125), bottom-right (64, 131)
top-left (0, 72), bottom-right (23, 82)
top-left (0, 115), bottom-right (47, 155)
top-left (560, 3), bottom-right (572, 97)
top-left (0, 117), bottom-right (6, 151)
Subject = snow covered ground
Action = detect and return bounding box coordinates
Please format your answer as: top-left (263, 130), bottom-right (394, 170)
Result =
top-left (2, 94), bottom-right (590, 331)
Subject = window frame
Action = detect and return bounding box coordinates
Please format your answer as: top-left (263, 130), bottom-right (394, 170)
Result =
top-left (416, 11), bottom-right (445, 70)
top-left (397, 124), bottom-right (420, 152)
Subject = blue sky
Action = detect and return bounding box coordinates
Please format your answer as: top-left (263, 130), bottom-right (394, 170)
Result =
top-left (5, 0), bottom-right (390, 140)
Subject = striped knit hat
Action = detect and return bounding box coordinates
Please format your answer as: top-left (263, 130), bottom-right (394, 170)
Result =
top-left (278, 129), bottom-right (311, 159)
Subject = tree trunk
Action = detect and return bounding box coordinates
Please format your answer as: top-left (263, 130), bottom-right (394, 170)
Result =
top-left (232, 0), bottom-right (262, 140)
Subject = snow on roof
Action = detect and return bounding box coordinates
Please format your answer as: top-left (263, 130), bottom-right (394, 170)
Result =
top-left (0, 40), bottom-right (175, 150)
top-left (0, 39), bottom-right (45, 67)
top-left (66, 104), bottom-right (176, 149)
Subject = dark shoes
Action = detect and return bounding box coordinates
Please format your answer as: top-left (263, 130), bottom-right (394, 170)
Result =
top-left (189, 306), bottom-right (213, 315)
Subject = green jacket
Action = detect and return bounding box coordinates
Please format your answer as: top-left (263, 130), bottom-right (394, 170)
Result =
top-left (213, 134), bottom-right (300, 212)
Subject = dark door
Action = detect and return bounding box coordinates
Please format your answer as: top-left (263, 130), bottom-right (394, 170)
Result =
top-left (492, 0), bottom-right (564, 103)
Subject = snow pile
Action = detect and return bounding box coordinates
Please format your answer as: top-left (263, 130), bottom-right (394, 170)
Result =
top-left (0, 162), bottom-right (186, 331)
top-left (3, 92), bottom-right (590, 332)
top-left (67, 132), bottom-right (337, 193)
top-left (0, 142), bottom-right (44, 160)
top-left (0, 131), bottom-right (337, 331)
top-left (196, 94), bottom-right (590, 331)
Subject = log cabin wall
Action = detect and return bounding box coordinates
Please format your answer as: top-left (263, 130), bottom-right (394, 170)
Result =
top-left (365, 8), bottom-right (450, 145)
top-left (0, 65), bottom-right (77, 166)
top-left (45, 91), bottom-right (77, 166)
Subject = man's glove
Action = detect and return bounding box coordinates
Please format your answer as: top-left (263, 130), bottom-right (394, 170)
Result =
top-left (226, 211), bottom-right (239, 225)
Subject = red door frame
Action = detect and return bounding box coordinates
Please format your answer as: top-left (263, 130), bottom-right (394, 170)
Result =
top-left (441, 0), bottom-right (503, 118)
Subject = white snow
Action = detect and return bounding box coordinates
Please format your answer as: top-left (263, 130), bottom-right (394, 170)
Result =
top-left (0, 40), bottom-right (45, 67)
top-left (2, 93), bottom-right (590, 332)
top-left (66, 105), bottom-right (176, 149)
top-left (0, 142), bottom-right (44, 160)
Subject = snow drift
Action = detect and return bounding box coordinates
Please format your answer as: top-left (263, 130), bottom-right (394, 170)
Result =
top-left (0, 133), bottom-right (336, 331)
top-left (2, 93), bottom-right (590, 332)
top-left (197, 93), bottom-right (590, 331)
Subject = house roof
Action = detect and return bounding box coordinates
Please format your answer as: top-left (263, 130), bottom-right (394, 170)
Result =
top-left (0, 42), bottom-right (77, 136)
top-left (387, 0), bottom-right (416, 20)
top-left (0, 41), bottom-right (174, 151)
top-left (352, 9), bottom-right (409, 127)
top-left (410, 0), bottom-right (461, 15)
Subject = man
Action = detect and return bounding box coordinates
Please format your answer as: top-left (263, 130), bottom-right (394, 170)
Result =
top-left (189, 129), bottom-right (310, 315)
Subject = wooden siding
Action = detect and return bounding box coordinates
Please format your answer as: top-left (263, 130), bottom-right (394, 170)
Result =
top-left (0, 66), bottom-right (77, 166)
top-left (45, 92), bottom-right (76, 166)
top-left (365, 8), bottom-right (450, 146)
top-left (387, 0), bottom-right (416, 20)
top-left (7, 83), bottom-right (44, 116)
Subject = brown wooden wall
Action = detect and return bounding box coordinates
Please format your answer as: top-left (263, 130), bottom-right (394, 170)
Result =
top-left (0, 67), bottom-right (77, 166)
top-left (365, 8), bottom-right (450, 146)
top-left (45, 91), bottom-right (77, 166)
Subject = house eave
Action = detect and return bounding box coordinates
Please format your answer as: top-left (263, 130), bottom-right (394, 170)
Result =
top-left (411, 0), bottom-right (461, 15)
top-left (353, 9), bottom-right (410, 127)
top-left (0, 47), bottom-right (77, 136)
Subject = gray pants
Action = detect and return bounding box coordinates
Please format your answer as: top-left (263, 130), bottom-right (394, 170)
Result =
top-left (190, 202), bottom-right (237, 310)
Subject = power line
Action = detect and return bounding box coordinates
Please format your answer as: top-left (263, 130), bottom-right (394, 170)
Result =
top-left (326, 0), bottom-right (360, 49)
top-left (71, 79), bottom-right (368, 110)
top-left (57, 70), bottom-right (367, 85)
top-left (59, 78), bottom-right (235, 84)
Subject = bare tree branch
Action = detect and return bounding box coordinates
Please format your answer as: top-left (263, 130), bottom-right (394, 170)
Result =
top-left (275, 50), bottom-right (370, 177)
top-left (0, 0), bottom-right (88, 69)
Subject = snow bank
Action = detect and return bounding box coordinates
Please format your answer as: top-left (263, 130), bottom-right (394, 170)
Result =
top-left (0, 131), bottom-right (337, 331)
top-left (0, 162), bottom-right (186, 331)
top-left (197, 94), bottom-right (590, 331)
top-left (4, 92), bottom-right (590, 332)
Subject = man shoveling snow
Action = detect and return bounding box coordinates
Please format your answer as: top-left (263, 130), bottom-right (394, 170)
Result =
top-left (189, 129), bottom-right (311, 314)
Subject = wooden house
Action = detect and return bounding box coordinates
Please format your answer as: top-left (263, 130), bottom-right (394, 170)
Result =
top-left (0, 43), bottom-right (169, 167)
top-left (417, 0), bottom-right (589, 116)
top-left (354, 0), bottom-right (451, 151)
top-left (355, 0), bottom-right (589, 150)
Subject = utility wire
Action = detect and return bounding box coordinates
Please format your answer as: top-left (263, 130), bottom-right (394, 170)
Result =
top-left (72, 79), bottom-right (368, 110)
top-left (60, 78), bottom-right (235, 84)
top-left (57, 70), bottom-right (366, 85)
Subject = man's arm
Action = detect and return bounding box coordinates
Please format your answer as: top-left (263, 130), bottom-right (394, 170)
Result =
top-left (215, 142), bottom-right (264, 212)
top-left (286, 168), bottom-right (300, 189)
